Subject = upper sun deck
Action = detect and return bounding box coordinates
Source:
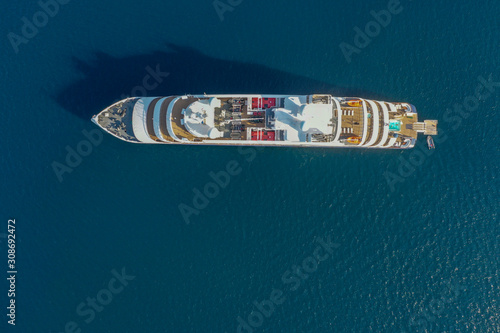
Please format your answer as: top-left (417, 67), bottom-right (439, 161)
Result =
top-left (172, 94), bottom-right (338, 144)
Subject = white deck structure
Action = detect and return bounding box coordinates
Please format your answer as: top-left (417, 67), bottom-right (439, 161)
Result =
top-left (183, 98), bottom-right (223, 139)
top-left (132, 97), bottom-right (157, 143)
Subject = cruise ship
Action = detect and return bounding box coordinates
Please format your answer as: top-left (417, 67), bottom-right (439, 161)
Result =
top-left (92, 94), bottom-right (437, 149)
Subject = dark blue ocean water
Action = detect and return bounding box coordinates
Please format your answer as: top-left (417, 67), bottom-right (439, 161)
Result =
top-left (1, 0), bottom-right (499, 332)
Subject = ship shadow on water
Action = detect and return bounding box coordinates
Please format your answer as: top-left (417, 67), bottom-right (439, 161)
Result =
top-left (55, 43), bottom-right (385, 120)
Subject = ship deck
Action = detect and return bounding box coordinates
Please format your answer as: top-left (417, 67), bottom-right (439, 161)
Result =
top-left (159, 96), bottom-right (177, 141)
top-left (94, 98), bottom-right (139, 142)
top-left (171, 97), bottom-right (199, 141)
top-left (339, 105), bottom-right (364, 139)
top-left (398, 114), bottom-right (418, 138)
top-left (170, 97), bottom-right (268, 141)
top-left (146, 97), bottom-right (162, 141)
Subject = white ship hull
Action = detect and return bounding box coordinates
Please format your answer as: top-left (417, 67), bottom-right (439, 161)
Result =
top-left (92, 94), bottom-right (437, 149)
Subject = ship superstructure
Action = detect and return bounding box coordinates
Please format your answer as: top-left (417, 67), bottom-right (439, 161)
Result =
top-left (92, 94), bottom-right (437, 149)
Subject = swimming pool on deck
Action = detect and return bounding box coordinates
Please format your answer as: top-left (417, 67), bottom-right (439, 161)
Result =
top-left (389, 120), bottom-right (401, 131)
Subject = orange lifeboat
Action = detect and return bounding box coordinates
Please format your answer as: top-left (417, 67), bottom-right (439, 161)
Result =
top-left (347, 136), bottom-right (362, 144)
top-left (347, 100), bottom-right (362, 107)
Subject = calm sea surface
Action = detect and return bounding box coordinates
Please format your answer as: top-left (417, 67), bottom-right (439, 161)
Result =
top-left (1, 0), bottom-right (499, 332)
